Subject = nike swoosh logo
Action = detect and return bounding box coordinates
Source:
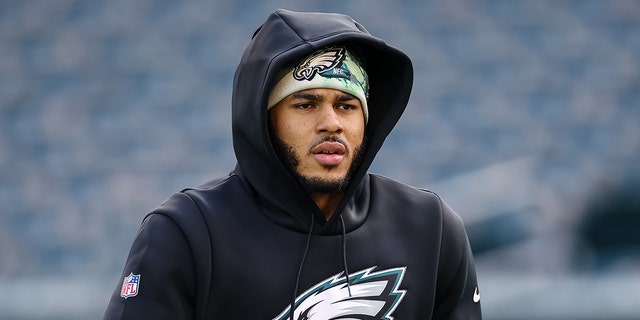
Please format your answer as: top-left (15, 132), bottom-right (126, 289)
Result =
top-left (473, 287), bottom-right (480, 303)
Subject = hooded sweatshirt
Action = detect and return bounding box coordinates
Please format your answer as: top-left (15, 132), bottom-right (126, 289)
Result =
top-left (104, 9), bottom-right (482, 320)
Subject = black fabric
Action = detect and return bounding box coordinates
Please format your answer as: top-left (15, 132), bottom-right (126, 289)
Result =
top-left (104, 9), bottom-right (481, 319)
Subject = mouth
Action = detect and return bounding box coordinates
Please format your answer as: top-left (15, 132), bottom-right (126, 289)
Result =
top-left (311, 141), bottom-right (346, 166)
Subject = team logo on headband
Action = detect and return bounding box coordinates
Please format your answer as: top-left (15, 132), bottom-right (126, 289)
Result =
top-left (293, 47), bottom-right (346, 81)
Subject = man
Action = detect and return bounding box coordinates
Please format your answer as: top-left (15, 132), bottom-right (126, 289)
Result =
top-left (104, 9), bottom-right (482, 319)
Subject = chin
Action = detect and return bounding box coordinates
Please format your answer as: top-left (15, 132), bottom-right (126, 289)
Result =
top-left (297, 173), bottom-right (350, 194)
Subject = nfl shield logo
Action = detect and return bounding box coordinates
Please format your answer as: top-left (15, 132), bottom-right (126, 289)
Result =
top-left (120, 272), bottom-right (141, 299)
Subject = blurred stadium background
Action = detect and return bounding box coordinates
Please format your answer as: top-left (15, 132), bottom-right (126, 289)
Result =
top-left (1, 0), bottom-right (639, 319)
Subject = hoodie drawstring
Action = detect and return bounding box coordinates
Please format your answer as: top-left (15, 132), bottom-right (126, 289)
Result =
top-left (291, 213), bottom-right (314, 320)
top-left (290, 214), bottom-right (352, 320)
top-left (339, 215), bottom-right (352, 297)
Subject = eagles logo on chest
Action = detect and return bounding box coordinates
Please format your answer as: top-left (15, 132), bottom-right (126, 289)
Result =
top-left (273, 266), bottom-right (407, 320)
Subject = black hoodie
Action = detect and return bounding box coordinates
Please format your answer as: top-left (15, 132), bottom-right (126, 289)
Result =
top-left (104, 9), bottom-right (481, 319)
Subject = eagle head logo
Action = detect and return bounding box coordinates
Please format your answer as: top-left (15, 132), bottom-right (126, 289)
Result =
top-left (293, 47), bottom-right (346, 81)
top-left (273, 267), bottom-right (406, 320)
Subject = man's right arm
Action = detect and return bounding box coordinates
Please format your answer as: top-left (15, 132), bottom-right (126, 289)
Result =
top-left (103, 213), bottom-right (196, 320)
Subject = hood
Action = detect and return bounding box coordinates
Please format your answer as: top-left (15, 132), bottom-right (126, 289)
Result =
top-left (232, 9), bottom-right (413, 234)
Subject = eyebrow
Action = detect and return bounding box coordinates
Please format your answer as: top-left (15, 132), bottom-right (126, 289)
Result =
top-left (291, 92), bottom-right (322, 101)
top-left (290, 92), bottom-right (358, 102)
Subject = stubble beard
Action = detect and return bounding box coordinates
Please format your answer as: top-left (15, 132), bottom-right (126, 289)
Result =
top-left (272, 135), bottom-right (367, 194)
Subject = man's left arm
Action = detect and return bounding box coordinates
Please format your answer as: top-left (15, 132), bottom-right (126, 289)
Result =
top-left (433, 200), bottom-right (482, 319)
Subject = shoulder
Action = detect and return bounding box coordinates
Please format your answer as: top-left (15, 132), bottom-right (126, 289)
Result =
top-left (367, 173), bottom-right (467, 233)
top-left (143, 174), bottom-right (244, 235)
top-left (367, 173), bottom-right (450, 213)
top-left (368, 173), bottom-right (439, 201)
top-left (154, 174), bottom-right (243, 216)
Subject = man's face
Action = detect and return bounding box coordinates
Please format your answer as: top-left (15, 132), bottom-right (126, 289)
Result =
top-left (270, 88), bottom-right (366, 193)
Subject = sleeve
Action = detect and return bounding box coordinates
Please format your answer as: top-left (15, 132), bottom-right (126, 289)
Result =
top-left (432, 200), bottom-right (482, 320)
top-left (103, 213), bottom-right (196, 320)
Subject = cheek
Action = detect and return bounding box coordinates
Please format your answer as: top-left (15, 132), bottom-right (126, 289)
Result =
top-left (275, 122), bottom-right (307, 149)
top-left (348, 122), bottom-right (366, 147)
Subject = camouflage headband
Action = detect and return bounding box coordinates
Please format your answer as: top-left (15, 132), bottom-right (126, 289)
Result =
top-left (268, 47), bottom-right (370, 122)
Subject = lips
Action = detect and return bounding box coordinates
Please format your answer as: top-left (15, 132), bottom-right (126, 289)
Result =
top-left (311, 141), bottom-right (346, 166)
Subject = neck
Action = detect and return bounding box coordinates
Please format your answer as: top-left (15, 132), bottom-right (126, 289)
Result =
top-left (310, 192), bottom-right (343, 221)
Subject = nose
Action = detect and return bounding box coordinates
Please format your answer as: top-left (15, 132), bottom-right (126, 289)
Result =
top-left (316, 105), bottom-right (343, 134)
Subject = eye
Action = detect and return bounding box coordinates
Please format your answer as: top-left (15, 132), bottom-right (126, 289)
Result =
top-left (295, 103), bottom-right (315, 109)
top-left (337, 103), bottom-right (358, 111)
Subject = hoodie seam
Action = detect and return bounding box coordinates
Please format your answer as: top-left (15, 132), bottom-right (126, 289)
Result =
top-left (275, 11), bottom-right (364, 45)
top-left (432, 192), bottom-right (466, 312)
